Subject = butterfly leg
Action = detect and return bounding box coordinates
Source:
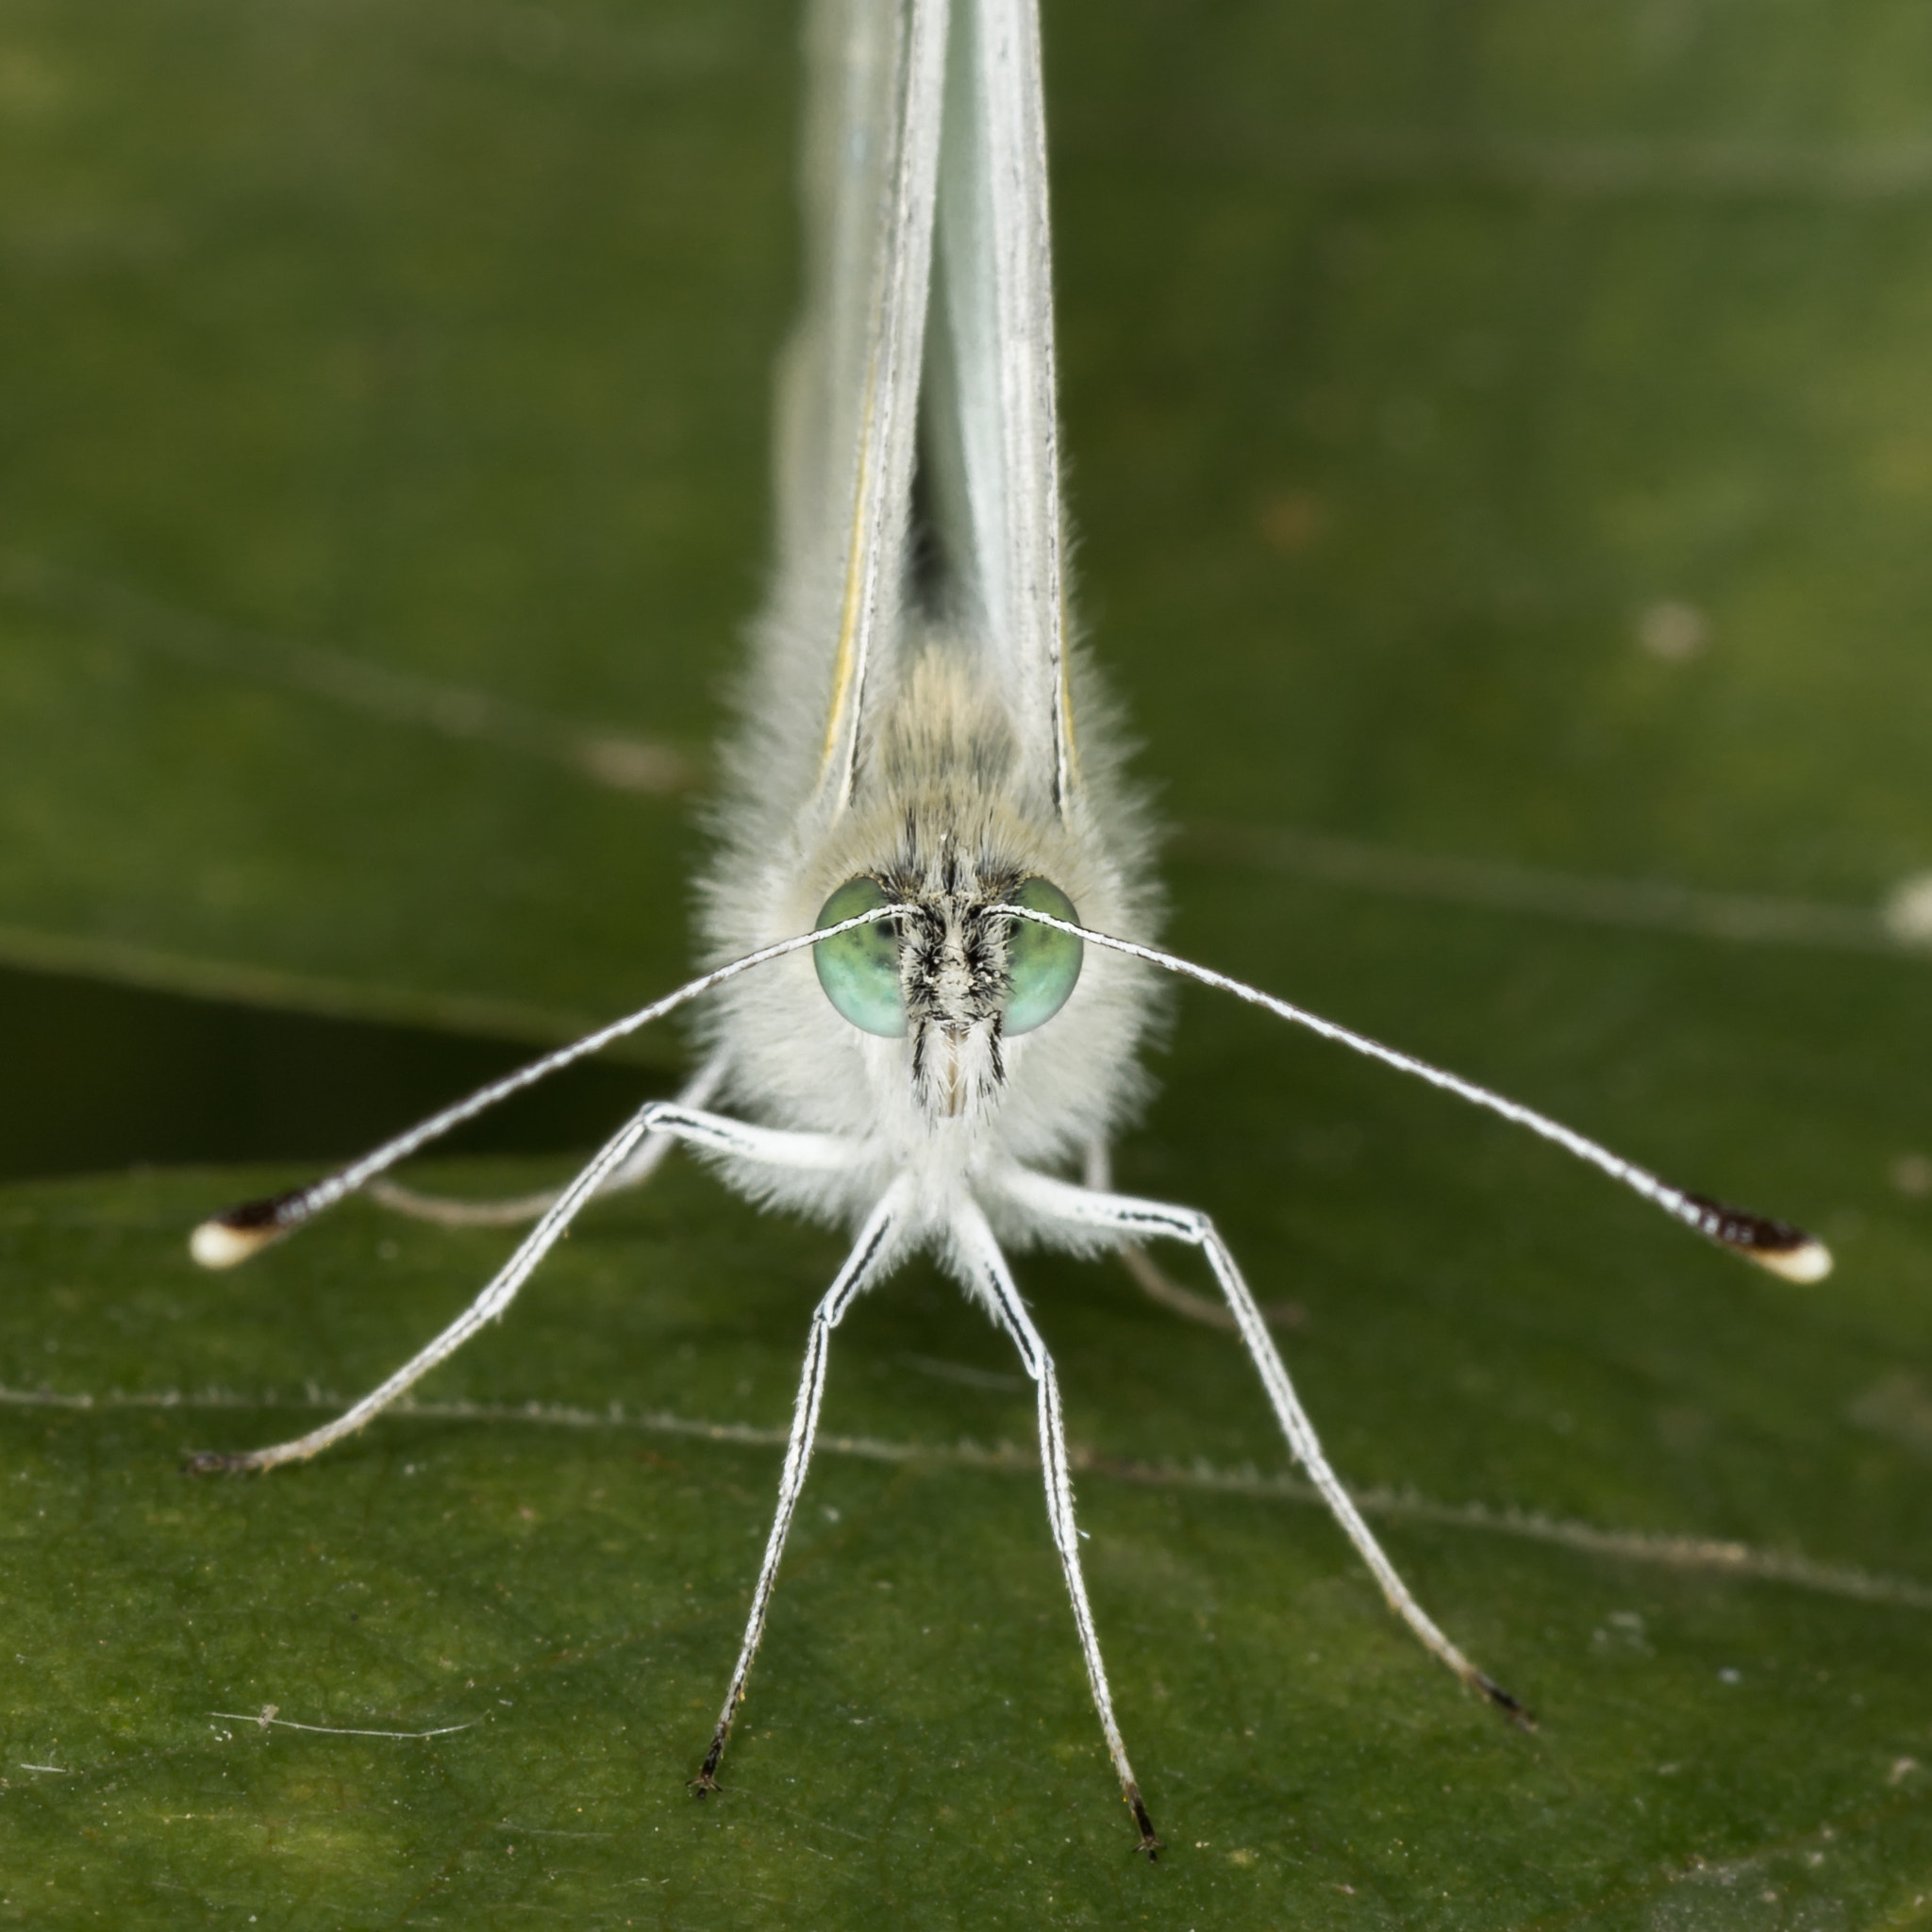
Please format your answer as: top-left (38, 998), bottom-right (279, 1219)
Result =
top-left (691, 1176), bottom-right (912, 1795)
top-left (188, 1099), bottom-right (859, 1476)
top-left (950, 1198), bottom-right (1163, 1858)
top-left (1082, 1140), bottom-right (1303, 1336)
top-left (999, 1166), bottom-right (1529, 1727)
top-left (371, 1053), bottom-right (731, 1228)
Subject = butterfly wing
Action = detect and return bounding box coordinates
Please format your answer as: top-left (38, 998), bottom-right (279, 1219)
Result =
top-left (736, 0), bottom-right (1074, 830)
top-left (743, 0), bottom-right (948, 822)
top-left (924, 0), bottom-right (1073, 817)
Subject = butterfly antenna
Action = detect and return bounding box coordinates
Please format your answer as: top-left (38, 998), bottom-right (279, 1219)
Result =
top-left (1008, 909), bottom-right (1832, 1284)
top-left (188, 907), bottom-right (912, 1269)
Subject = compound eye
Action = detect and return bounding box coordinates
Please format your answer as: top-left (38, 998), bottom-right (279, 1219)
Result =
top-left (812, 876), bottom-right (907, 1037)
top-left (1002, 878), bottom-right (1083, 1035)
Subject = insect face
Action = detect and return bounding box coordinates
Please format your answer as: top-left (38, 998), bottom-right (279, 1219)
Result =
top-left (813, 869), bottom-right (1084, 1120)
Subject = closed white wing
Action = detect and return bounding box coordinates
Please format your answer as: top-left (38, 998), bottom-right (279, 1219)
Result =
top-left (740, 0), bottom-right (1072, 828)
top-left (749, 0), bottom-right (948, 821)
top-left (924, 0), bottom-right (1072, 816)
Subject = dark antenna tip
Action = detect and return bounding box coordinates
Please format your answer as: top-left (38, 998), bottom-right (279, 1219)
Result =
top-left (189, 1188), bottom-right (310, 1270)
top-left (1681, 1193), bottom-right (1833, 1284)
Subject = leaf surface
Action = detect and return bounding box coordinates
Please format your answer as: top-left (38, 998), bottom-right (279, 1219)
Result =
top-left (3, 0), bottom-right (1931, 1924)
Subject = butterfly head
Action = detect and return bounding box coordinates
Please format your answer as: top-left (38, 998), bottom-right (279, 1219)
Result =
top-left (812, 867), bottom-right (1081, 1123)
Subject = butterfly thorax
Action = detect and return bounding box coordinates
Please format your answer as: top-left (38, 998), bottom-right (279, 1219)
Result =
top-left (698, 641), bottom-right (1160, 1237)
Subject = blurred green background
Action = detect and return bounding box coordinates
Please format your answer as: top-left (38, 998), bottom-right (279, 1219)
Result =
top-left (3, 0), bottom-right (1931, 1924)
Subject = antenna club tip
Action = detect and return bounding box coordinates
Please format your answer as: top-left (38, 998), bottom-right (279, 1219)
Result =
top-left (1682, 1194), bottom-right (1834, 1285)
top-left (1749, 1238), bottom-right (1834, 1285)
top-left (190, 1219), bottom-right (277, 1269)
top-left (189, 1188), bottom-right (308, 1268)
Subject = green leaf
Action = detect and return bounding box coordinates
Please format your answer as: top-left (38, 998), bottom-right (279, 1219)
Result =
top-left (4, 0), bottom-right (1932, 1924)
top-left (4, 1145), bottom-right (1932, 1924)
top-left (0, 0), bottom-right (790, 1039)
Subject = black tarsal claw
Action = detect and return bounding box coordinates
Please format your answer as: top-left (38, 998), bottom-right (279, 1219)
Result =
top-left (1477, 1673), bottom-right (1537, 1731)
top-left (1127, 1789), bottom-right (1162, 1858)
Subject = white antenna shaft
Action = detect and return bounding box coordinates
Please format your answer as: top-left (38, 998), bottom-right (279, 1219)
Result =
top-left (1003, 906), bottom-right (1832, 1284)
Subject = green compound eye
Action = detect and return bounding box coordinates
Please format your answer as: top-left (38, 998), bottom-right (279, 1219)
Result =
top-left (1001, 877), bottom-right (1083, 1034)
top-left (813, 876), bottom-right (907, 1037)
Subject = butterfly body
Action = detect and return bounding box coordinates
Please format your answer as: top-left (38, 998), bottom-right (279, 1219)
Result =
top-left (187, 0), bottom-right (1828, 1860)
top-left (699, 637), bottom-right (1158, 1241)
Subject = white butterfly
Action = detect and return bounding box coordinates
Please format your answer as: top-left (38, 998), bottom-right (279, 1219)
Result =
top-left (187, 0), bottom-right (1830, 1857)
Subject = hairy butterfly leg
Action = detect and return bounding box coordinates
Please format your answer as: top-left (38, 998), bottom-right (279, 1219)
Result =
top-left (1083, 1140), bottom-right (1302, 1336)
top-left (188, 1101), bottom-right (862, 1475)
top-left (692, 1176), bottom-right (912, 1793)
top-left (1000, 1166), bottom-right (1530, 1724)
top-left (950, 1198), bottom-right (1164, 1857)
top-left (370, 1054), bottom-right (732, 1228)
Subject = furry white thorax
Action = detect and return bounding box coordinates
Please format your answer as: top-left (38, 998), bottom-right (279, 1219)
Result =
top-left (698, 639), bottom-right (1161, 1253)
